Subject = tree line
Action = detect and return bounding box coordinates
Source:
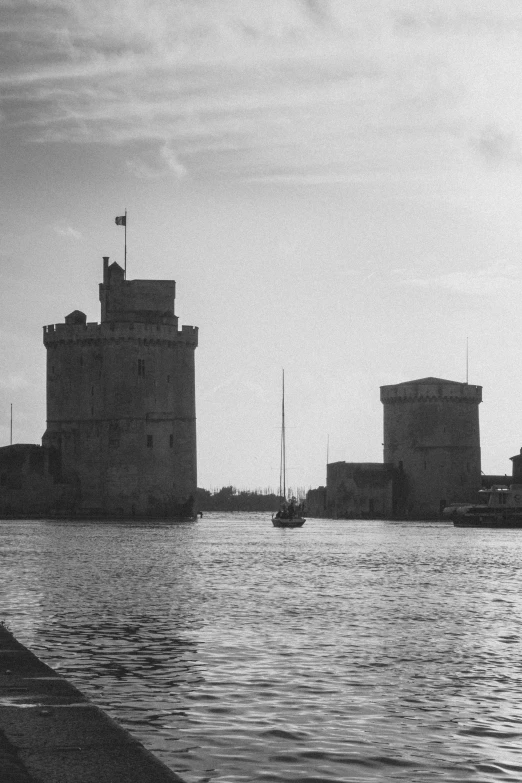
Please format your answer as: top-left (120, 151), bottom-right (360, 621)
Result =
top-left (196, 486), bottom-right (308, 512)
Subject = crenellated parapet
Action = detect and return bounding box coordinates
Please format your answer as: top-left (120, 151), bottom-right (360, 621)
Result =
top-left (380, 378), bottom-right (482, 405)
top-left (43, 321), bottom-right (198, 347)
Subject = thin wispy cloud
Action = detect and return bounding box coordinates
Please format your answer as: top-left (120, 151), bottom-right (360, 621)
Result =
top-left (126, 142), bottom-right (187, 179)
top-left (53, 222), bottom-right (82, 239)
top-left (201, 371), bottom-right (267, 402)
top-left (397, 261), bottom-right (522, 296)
top-left (471, 125), bottom-right (522, 166)
top-left (0, 374), bottom-right (30, 391)
top-left (2, 1), bottom-right (522, 181)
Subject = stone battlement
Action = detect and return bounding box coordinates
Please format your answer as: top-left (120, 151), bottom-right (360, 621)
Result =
top-left (380, 380), bottom-right (482, 404)
top-left (43, 321), bottom-right (198, 346)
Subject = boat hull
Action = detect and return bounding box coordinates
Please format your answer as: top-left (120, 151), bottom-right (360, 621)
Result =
top-left (451, 508), bottom-right (522, 528)
top-left (453, 515), bottom-right (522, 528)
top-left (272, 517), bottom-right (306, 528)
top-left (446, 485), bottom-right (522, 528)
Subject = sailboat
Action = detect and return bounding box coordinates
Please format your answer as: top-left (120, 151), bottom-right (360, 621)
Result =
top-left (272, 371), bottom-right (306, 528)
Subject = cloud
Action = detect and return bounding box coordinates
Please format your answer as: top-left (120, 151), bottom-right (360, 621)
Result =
top-left (0, 374), bottom-right (30, 390)
top-left (3, 2), bottom-right (522, 181)
top-left (201, 371), bottom-right (267, 402)
top-left (398, 261), bottom-right (522, 296)
top-left (126, 142), bottom-right (187, 179)
top-left (53, 221), bottom-right (82, 239)
top-left (471, 125), bottom-right (522, 166)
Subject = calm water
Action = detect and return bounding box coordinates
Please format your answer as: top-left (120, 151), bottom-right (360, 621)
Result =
top-left (1, 514), bottom-right (522, 782)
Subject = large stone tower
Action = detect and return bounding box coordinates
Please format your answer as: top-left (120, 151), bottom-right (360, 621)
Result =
top-left (380, 377), bottom-right (482, 517)
top-left (42, 257), bottom-right (198, 517)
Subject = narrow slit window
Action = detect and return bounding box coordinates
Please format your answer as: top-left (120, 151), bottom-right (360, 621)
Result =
top-left (147, 434), bottom-right (153, 448)
top-left (169, 434), bottom-right (174, 448)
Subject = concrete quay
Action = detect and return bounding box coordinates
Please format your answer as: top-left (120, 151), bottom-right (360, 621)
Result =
top-left (0, 625), bottom-right (185, 783)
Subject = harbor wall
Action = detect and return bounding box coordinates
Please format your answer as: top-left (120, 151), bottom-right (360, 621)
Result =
top-left (0, 624), bottom-right (185, 783)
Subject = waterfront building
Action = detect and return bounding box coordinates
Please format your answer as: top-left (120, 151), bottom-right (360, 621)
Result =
top-left (307, 376), bottom-right (482, 520)
top-left (0, 257), bottom-right (198, 518)
top-left (325, 462), bottom-right (396, 519)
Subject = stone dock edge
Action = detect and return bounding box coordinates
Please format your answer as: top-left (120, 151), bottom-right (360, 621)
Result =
top-left (0, 624), bottom-right (186, 783)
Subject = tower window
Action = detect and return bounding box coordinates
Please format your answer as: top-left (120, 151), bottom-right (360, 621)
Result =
top-left (147, 435), bottom-right (153, 448)
top-left (167, 375), bottom-right (170, 383)
top-left (138, 359), bottom-right (145, 377)
top-left (169, 434), bottom-right (174, 448)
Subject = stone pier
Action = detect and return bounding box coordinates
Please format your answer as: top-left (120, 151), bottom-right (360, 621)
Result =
top-left (0, 625), bottom-right (185, 783)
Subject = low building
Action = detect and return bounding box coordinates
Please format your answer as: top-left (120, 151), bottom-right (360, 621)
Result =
top-left (305, 486), bottom-right (326, 517)
top-left (324, 462), bottom-right (397, 519)
top-left (0, 444), bottom-right (77, 517)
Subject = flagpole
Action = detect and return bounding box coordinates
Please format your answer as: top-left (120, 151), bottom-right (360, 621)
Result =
top-left (124, 208), bottom-right (127, 280)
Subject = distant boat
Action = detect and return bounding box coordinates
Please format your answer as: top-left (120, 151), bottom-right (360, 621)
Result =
top-left (444, 484), bottom-right (522, 528)
top-left (272, 371), bottom-right (305, 529)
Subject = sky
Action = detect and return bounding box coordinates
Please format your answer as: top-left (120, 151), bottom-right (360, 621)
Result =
top-left (2, 1), bottom-right (522, 491)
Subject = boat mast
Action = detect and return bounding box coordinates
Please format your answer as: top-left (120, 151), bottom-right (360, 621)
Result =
top-left (326, 433), bottom-right (329, 483)
top-left (280, 370), bottom-right (286, 501)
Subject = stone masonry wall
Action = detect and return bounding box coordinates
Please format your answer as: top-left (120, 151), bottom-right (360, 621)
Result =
top-left (326, 462), bottom-right (394, 519)
top-left (381, 379), bottom-right (482, 517)
top-left (42, 261), bottom-right (198, 517)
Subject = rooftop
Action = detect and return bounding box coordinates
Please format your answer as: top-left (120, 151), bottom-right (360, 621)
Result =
top-left (393, 377), bottom-right (466, 386)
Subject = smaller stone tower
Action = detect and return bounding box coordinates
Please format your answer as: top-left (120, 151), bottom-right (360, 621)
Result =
top-left (380, 377), bottom-right (482, 517)
top-left (42, 257), bottom-right (198, 517)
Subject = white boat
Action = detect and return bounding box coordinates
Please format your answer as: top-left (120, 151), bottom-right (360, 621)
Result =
top-left (272, 371), bottom-right (305, 529)
top-left (443, 484), bottom-right (522, 528)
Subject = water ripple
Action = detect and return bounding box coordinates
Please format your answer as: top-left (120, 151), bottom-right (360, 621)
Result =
top-left (2, 515), bottom-right (522, 782)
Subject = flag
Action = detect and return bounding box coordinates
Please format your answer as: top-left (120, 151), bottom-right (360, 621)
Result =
top-left (115, 215), bottom-right (126, 226)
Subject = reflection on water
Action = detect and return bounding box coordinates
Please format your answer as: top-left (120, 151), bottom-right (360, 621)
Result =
top-left (2, 514), bottom-right (522, 782)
